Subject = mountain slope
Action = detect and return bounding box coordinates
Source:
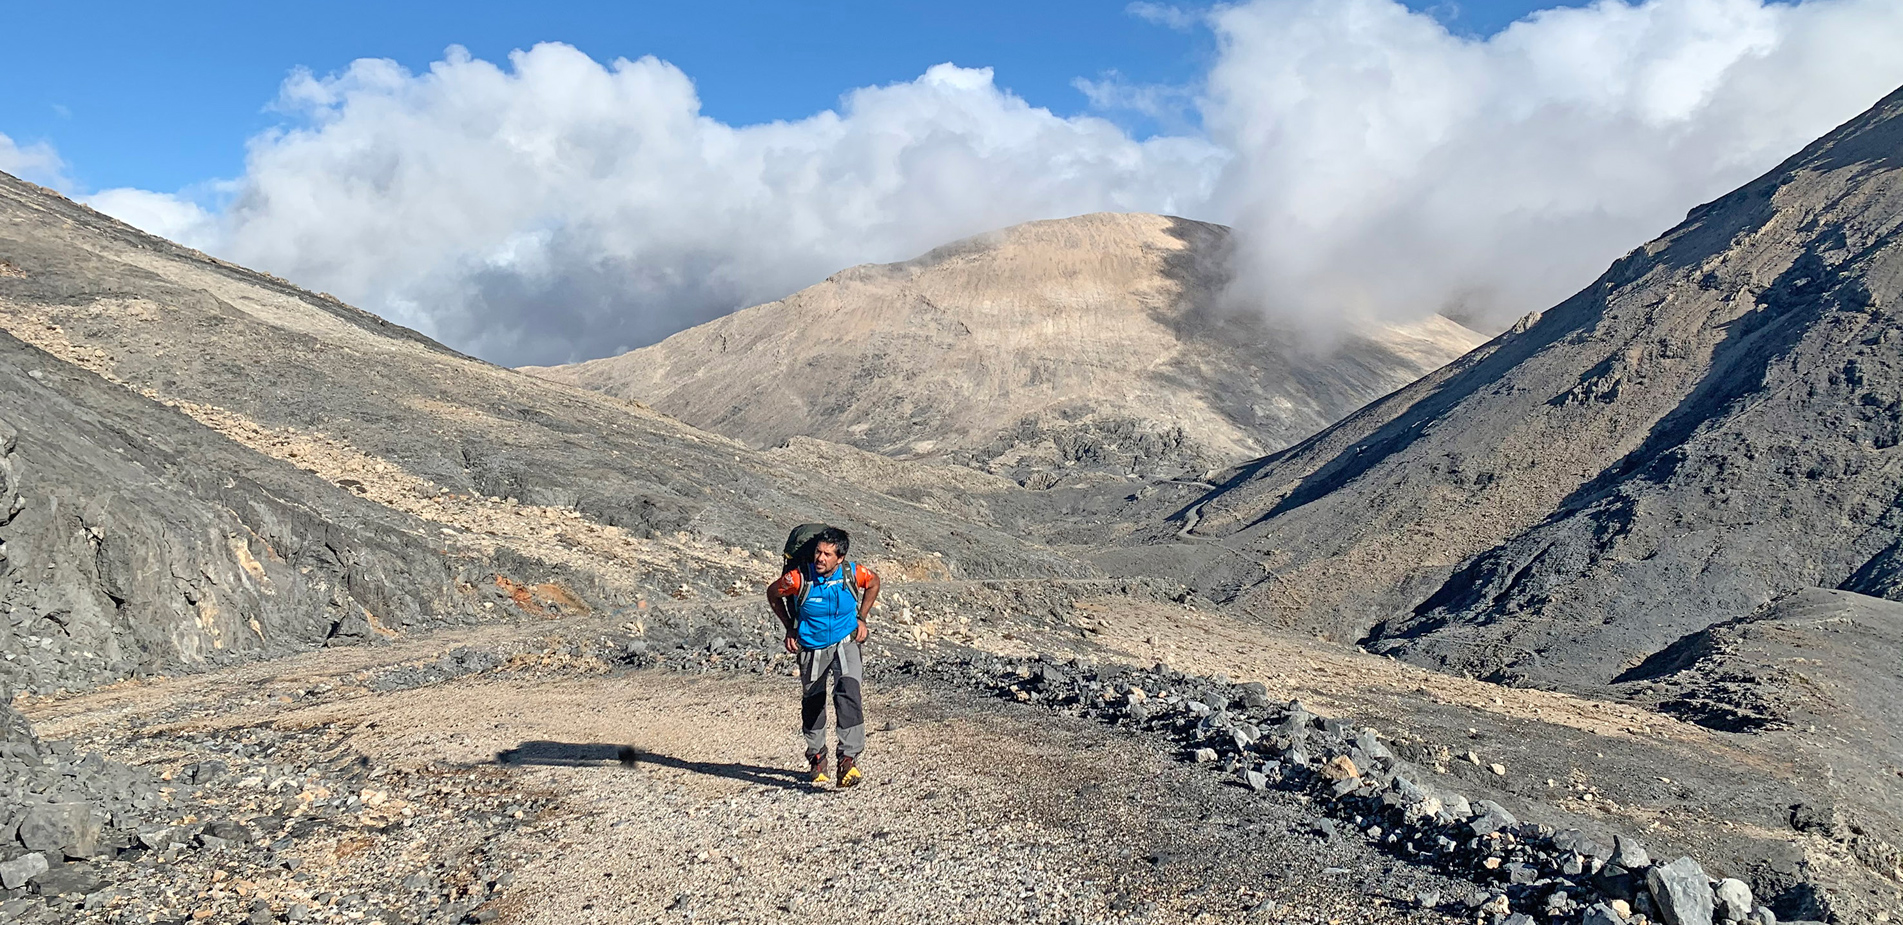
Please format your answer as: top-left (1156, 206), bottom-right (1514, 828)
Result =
top-left (525, 213), bottom-right (1481, 481)
top-left (1134, 84), bottom-right (1903, 692)
top-left (0, 329), bottom-right (487, 695)
top-left (0, 170), bottom-right (1091, 695)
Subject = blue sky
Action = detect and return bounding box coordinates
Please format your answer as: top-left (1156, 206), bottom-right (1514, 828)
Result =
top-left (8, 0), bottom-right (1898, 368)
top-left (3, 0), bottom-right (1554, 194)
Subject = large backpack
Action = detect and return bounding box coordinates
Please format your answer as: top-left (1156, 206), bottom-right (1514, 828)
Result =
top-left (782, 523), bottom-right (831, 573)
top-left (781, 523), bottom-right (861, 621)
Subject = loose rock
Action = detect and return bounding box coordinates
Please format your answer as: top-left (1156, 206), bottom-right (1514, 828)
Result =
top-left (17, 802), bottom-right (100, 855)
top-left (1646, 856), bottom-right (1716, 925)
top-left (0, 852), bottom-right (48, 890)
top-left (1612, 835), bottom-right (1652, 871)
top-left (1713, 878), bottom-right (1752, 922)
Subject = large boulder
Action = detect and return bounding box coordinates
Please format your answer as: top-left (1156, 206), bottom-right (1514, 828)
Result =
top-left (17, 802), bottom-right (101, 856)
top-left (0, 852), bottom-right (47, 890)
top-left (1646, 856), bottom-right (1716, 925)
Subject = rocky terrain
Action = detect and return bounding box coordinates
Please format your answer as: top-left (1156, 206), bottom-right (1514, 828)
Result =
top-left (1120, 83), bottom-right (1903, 702)
top-left (0, 330), bottom-right (487, 695)
top-left (2, 584), bottom-right (1874, 923)
top-left (524, 212), bottom-right (1481, 482)
top-left (1093, 84), bottom-right (1903, 918)
top-left (1, 82), bottom-right (1901, 925)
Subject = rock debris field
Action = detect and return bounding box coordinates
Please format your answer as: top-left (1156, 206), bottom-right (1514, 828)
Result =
top-left (0, 602), bottom-right (1841, 925)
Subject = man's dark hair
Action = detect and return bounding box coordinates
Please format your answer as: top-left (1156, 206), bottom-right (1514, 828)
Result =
top-left (814, 526), bottom-right (850, 557)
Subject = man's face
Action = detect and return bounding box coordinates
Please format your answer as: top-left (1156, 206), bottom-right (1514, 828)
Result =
top-left (813, 542), bottom-right (843, 574)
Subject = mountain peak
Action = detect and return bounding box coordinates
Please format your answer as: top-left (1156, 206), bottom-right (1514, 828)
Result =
top-left (528, 211), bottom-right (1482, 482)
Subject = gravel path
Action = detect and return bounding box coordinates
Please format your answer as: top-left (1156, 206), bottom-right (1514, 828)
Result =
top-left (288, 668), bottom-right (1467, 925)
top-left (27, 635), bottom-right (1472, 925)
top-left (14, 599), bottom-right (1876, 923)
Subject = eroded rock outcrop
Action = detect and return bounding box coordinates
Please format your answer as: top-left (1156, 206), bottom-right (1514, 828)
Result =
top-left (0, 333), bottom-right (487, 696)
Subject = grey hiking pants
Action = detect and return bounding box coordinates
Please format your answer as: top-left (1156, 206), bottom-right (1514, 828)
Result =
top-left (798, 639), bottom-right (864, 758)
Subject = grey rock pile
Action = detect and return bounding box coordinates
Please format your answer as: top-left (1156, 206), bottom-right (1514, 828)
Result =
top-left (368, 647), bottom-right (505, 692)
top-left (909, 653), bottom-right (1824, 925)
top-left (0, 716), bottom-right (550, 924)
top-left (0, 730), bottom-right (168, 918)
top-left (0, 684), bottom-right (34, 759)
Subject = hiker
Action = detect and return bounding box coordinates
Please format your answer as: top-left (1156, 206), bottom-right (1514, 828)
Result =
top-left (767, 525), bottom-right (880, 788)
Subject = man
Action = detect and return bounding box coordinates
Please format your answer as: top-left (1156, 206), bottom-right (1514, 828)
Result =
top-left (767, 526), bottom-right (880, 788)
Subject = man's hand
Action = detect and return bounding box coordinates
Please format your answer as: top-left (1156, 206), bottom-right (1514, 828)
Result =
top-left (851, 622), bottom-right (868, 644)
top-left (784, 634), bottom-right (799, 654)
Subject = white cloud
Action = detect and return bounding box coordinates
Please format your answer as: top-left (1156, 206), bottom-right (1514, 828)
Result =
top-left (1203, 0), bottom-right (1903, 331)
top-left (0, 132), bottom-right (70, 189)
top-left (73, 0), bottom-right (1903, 367)
top-left (1074, 73), bottom-right (1203, 135)
top-left (84, 188), bottom-right (219, 250)
top-left (1127, 2), bottom-right (1204, 31)
top-left (184, 47), bottom-right (1223, 366)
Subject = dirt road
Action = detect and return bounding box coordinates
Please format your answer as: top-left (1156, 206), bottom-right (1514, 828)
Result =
top-left (24, 624), bottom-right (1470, 925)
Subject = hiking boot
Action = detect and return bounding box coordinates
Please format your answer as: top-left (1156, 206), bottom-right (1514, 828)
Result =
top-left (806, 751), bottom-right (830, 787)
top-left (836, 753), bottom-right (862, 789)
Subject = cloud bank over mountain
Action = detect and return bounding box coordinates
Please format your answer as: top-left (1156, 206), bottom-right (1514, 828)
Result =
top-left (76, 0), bottom-right (1903, 366)
top-left (104, 52), bottom-right (1221, 366)
top-left (1206, 0), bottom-right (1903, 330)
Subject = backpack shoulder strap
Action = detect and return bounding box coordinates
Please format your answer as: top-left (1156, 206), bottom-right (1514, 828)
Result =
top-left (789, 563), bottom-right (817, 618)
top-left (843, 562), bottom-right (863, 603)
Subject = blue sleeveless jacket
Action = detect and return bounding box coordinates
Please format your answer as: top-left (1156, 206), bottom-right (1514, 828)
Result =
top-left (794, 561), bottom-right (862, 650)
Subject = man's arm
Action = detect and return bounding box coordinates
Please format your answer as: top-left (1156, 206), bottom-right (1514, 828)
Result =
top-left (766, 576), bottom-right (799, 653)
top-left (852, 568), bottom-right (880, 643)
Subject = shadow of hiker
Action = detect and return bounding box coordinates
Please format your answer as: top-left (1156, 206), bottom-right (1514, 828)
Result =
top-left (494, 741), bottom-right (810, 791)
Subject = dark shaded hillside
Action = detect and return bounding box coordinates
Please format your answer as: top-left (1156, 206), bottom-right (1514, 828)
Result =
top-left (1135, 83), bottom-right (1903, 693)
top-left (0, 331), bottom-right (484, 695)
